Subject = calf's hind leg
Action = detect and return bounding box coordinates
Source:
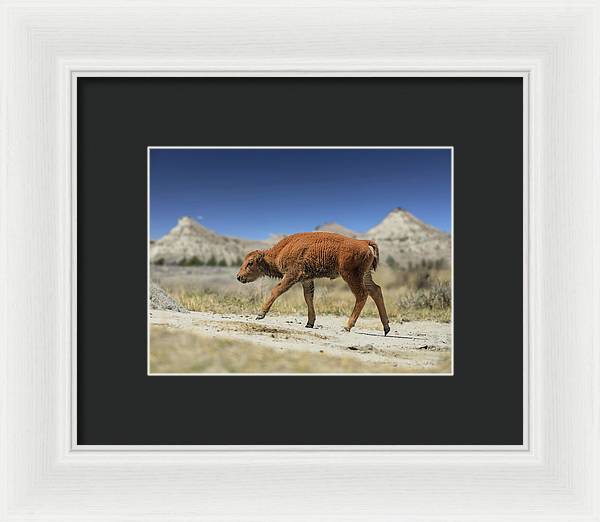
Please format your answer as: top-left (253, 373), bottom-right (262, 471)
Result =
top-left (342, 274), bottom-right (368, 332)
top-left (302, 280), bottom-right (316, 328)
top-left (364, 271), bottom-right (390, 336)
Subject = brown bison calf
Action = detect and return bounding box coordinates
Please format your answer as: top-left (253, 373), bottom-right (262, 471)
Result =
top-left (236, 232), bottom-right (390, 335)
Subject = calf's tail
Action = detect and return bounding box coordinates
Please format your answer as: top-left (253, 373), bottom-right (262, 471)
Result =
top-left (367, 240), bottom-right (379, 271)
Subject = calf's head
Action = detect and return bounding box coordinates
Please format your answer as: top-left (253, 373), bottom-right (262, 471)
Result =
top-left (236, 250), bottom-right (265, 283)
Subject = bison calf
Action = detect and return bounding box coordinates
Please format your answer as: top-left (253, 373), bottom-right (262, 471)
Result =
top-left (236, 232), bottom-right (390, 335)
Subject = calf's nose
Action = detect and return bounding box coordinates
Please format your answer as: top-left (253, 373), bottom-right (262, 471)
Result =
top-left (236, 275), bottom-right (242, 282)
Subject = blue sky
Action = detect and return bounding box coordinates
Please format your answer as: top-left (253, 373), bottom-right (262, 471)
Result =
top-left (149, 148), bottom-right (452, 240)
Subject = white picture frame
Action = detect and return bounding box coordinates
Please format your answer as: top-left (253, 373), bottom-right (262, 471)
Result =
top-left (1, 1), bottom-right (598, 520)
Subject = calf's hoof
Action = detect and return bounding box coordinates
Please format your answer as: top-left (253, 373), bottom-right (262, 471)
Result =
top-left (343, 325), bottom-right (352, 332)
top-left (256, 313), bottom-right (266, 320)
top-left (384, 324), bottom-right (390, 336)
top-left (305, 322), bottom-right (314, 328)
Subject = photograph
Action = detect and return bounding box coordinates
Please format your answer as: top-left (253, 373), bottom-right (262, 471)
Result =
top-left (148, 147), bottom-right (453, 374)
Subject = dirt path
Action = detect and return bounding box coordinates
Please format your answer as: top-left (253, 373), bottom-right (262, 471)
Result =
top-left (150, 310), bottom-right (452, 373)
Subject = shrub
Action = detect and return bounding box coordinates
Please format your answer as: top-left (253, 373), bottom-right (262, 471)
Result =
top-left (415, 270), bottom-right (431, 290)
top-left (188, 256), bottom-right (203, 266)
top-left (206, 255), bottom-right (217, 267)
top-left (385, 255), bottom-right (398, 269)
top-left (399, 280), bottom-right (451, 310)
top-left (154, 258), bottom-right (165, 266)
top-left (218, 259), bottom-right (228, 267)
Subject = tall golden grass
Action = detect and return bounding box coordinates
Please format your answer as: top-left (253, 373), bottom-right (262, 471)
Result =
top-left (157, 265), bottom-right (452, 323)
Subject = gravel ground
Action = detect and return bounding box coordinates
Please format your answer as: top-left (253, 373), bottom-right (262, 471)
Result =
top-left (149, 309), bottom-right (452, 373)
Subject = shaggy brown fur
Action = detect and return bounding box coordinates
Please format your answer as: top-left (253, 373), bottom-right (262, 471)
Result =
top-left (236, 232), bottom-right (390, 335)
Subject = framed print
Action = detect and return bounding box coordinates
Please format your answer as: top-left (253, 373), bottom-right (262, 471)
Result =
top-left (2, 1), bottom-right (599, 520)
top-left (76, 76), bottom-right (523, 446)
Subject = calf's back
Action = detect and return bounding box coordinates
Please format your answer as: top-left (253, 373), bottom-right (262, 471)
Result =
top-left (271, 232), bottom-right (375, 278)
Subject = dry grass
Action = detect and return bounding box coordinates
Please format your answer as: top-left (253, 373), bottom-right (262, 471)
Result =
top-left (149, 326), bottom-right (451, 374)
top-left (153, 264), bottom-right (452, 323)
top-left (152, 264), bottom-right (451, 323)
top-left (175, 289), bottom-right (451, 322)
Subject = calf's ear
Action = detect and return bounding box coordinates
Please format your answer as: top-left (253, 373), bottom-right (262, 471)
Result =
top-left (255, 250), bottom-right (266, 267)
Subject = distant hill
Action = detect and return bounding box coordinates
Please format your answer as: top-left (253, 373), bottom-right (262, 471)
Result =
top-left (150, 209), bottom-right (451, 269)
top-left (149, 216), bottom-right (269, 265)
top-left (314, 222), bottom-right (359, 238)
top-left (364, 208), bottom-right (451, 268)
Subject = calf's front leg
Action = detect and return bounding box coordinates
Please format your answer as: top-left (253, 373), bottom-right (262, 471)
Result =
top-left (302, 280), bottom-right (316, 328)
top-left (256, 273), bottom-right (298, 320)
